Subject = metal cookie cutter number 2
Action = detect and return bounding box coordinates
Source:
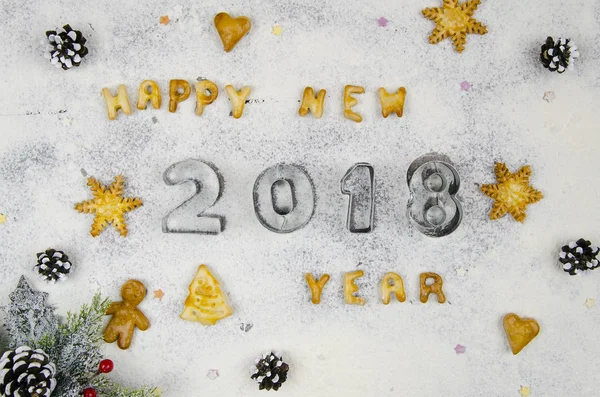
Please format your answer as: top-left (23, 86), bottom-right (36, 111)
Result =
top-left (406, 154), bottom-right (462, 237)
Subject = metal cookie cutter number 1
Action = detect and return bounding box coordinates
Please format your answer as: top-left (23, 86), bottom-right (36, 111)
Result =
top-left (341, 163), bottom-right (375, 233)
top-left (406, 154), bottom-right (462, 237)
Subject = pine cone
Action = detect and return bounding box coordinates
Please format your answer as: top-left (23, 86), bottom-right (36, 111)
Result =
top-left (540, 36), bottom-right (579, 74)
top-left (35, 249), bottom-right (72, 283)
top-left (0, 346), bottom-right (57, 397)
top-left (250, 352), bottom-right (289, 391)
top-left (559, 238), bottom-right (599, 275)
top-left (44, 24), bottom-right (88, 70)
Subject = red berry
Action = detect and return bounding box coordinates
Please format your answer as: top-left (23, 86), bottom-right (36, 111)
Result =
top-left (83, 388), bottom-right (96, 397)
top-left (99, 359), bottom-right (114, 373)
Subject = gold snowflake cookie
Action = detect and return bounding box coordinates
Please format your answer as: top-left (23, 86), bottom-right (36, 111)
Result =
top-left (75, 175), bottom-right (143, 237)
top-left (422, 0), bottom-right (488, 53)
top-left (480, 163), bottom-right (543, 223)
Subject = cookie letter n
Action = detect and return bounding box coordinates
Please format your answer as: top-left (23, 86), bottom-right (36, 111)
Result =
top-left (298, 87), bottom-right (326, 119)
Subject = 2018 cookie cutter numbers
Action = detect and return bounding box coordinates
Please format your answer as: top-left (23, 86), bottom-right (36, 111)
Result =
top-left (163, 154), bottom-right (462, 236)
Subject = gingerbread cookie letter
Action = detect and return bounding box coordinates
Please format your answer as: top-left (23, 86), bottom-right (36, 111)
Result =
top-left (305, 273), bottom-right (330, 304)
top-left (419, 272), bottom-right (446, 304)
top-left (137, 80), bottom-right (162, 110)
top-left (169, 79), bottom-right (191, 113)
top-left (298, 87), bottom-right (326, 119)
top-left (181, 265), bottom-right (233, 325)
top-left (344, 270), bottom-right (365, 305)
top-left (343, 85), bottom-right (364, 123)
top-left (378, 87), bottom-right (406, 118)
top-left (381, 272), bottom-right (406, 304)
top-left (226, 85), bottom-right (251, 119)
top-left (102, 85), bottom-right (132, 120)
top-left (104, 279), bottom-right (150, 350)
top-left (195, 80), bottom-right (219, 116)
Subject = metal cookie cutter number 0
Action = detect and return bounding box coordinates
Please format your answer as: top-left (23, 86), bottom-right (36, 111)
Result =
top-left (253, 163), bottom-right (316, 233)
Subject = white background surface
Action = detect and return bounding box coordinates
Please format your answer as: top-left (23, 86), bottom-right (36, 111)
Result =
top-left (1, 0), bottom-right (600, 396)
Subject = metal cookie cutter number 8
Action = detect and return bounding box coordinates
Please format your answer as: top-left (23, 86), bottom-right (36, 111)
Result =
top-left (406, 153), bottom-right (462, 237)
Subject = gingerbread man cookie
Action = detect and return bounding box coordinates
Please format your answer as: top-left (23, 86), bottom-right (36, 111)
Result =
top-left (104, 279), bottom-right (150, 350)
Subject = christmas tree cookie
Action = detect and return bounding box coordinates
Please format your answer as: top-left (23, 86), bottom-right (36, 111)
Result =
top-left (181, 265), bottom-right (233, 326)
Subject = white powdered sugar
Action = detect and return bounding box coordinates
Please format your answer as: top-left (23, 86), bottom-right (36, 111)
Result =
top-left (0, 1), bottom-right (599, 396)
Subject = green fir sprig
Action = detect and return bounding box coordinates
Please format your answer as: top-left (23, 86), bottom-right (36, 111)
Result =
top-left (92, 376), bottom-right (161, 397)
top-left (48, 293), bottom-right (111, 397)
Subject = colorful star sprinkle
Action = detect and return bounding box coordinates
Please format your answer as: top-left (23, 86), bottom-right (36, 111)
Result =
top-left (454, 344), bottom-right (466, 354)
top-left (207, 369), bottom-right (220, 380)
top-left (153, 289), bottom-right (165, 300)
top-left (460, 81), bottom-right (472, 91)
top-left (519, 386), bottom-right (530, 397)
top-left (455, 267), bottom-right (467, 276)
top-left (422, 0), bottom-right (488, 53)
top-left (480, 163), bottom-right (543, 223)
top-left (74, 175), bottom-right (143, 237)
top-left (0, 213), bottom-right (6, 225)
top-left (377, 17), bottom-right (389, 27)
top-left (543, 91), bottom-right (555, 103)
top-left (160, 15), bottom-right (170, 25)
top-left (272, 24), bottom-right (283, 36)
top-left (584, 298), bottom-right (596, 309)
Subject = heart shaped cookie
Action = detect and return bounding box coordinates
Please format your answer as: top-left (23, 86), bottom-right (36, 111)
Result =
top-left (214, 12), bottom-right (251, 52)
top-left (503, 313), bottom-right (540, 355)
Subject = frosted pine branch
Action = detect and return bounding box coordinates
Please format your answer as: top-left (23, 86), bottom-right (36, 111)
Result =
top-left (0, 276), bottom-right (58, 347)
top-left (51, 293), bottom-right (111, 396)
top-left (92, 376), bottom-right (161, 397)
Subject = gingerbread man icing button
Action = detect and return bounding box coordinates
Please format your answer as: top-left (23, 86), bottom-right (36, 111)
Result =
top-left (104, 280), bottom-right (150, 350)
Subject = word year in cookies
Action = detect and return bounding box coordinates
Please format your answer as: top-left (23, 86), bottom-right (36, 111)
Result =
top-left (305, 271), bottom-right (447, 305)
top-left (163, 153), bottom-right (462, 238)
